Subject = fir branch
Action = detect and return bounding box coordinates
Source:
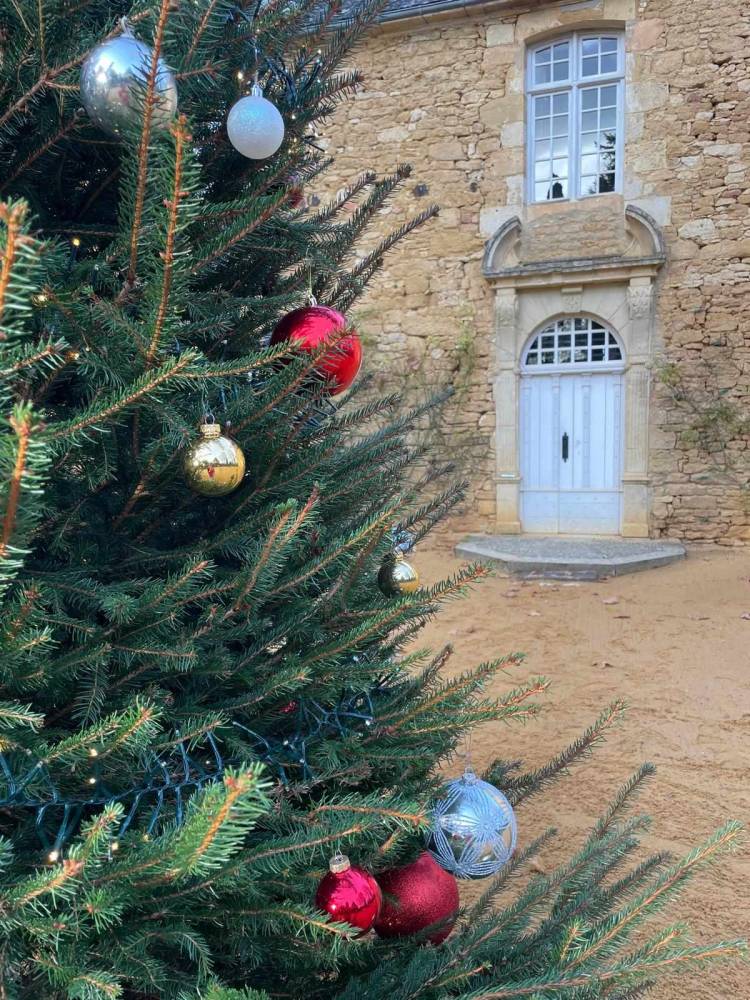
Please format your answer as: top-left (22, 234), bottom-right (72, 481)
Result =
top-left (126, 0), bottom-right (174, 287)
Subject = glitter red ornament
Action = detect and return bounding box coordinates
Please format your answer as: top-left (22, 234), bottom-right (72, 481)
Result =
top-left (374, 852), bottom-right (459, 944)
top-left (315, 853), bottom-right (382, 935)
top-left (270, 304), bottom-right (362, 396)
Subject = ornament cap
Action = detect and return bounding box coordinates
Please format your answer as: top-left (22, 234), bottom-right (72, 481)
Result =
top-left (462, 766), bottom-right (479, 785)
top-left (251, 82), bottom-right (263, 98)
top-left (328, 852), bottom-right (351, 874)
top-left (199, 422), bottom-right (223, 439)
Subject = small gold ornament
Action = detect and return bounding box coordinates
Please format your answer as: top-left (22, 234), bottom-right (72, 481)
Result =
top-left (184, 422), bottom-right (246, 497)
top-left (378, 552), bottom-right (420, 597)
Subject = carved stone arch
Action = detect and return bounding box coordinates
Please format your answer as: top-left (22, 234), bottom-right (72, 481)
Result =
top-left (482, 217), bottom-right (521, 277)
top-left (624, 204), bottom-right (665, 259)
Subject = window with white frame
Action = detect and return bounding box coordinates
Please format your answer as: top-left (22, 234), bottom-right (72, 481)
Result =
top-left (527, 33), bottom-right (624, 203)
top-left (522, 318), bottom-right (624, 369)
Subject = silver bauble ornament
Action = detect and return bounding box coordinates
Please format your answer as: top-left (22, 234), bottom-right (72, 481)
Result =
top-left (80, 22), bottom-right (177, 137)
top-left (227, 83), bottom-right (285, 159)
top-left (428, 768), bottom-right (516, 879)
top-left (183, 423), bottom-right (246, 497)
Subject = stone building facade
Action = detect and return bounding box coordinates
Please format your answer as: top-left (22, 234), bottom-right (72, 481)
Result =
top-left (321, 0), bottom-right (750, 542)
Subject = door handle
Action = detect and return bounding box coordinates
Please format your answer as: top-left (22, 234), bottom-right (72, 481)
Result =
top-left (562, 432), bottom-right (569, 462)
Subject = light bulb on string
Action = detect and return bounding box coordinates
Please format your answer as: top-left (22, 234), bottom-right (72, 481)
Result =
top-left (48, 849), bottom-right (60, 863)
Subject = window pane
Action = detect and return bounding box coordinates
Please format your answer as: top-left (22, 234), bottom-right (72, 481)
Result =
top-left (542, 351), bottom-right (554, 364)
top-left (608, 333), bottom-right (618, 344)
top-left (582, 110), bottom-right (598, 131)
top-left (536, 117), bottom-right (550, 138)
top-left (553, 42), bottom-right (570, 60)
top-left (592, 348), bottom-right (605, 361)
top-left (575, 332), bottom-right (588, 346)
top-left (535, 181), bottom-right (551, 200)
top-left (582, 56), bottom-right (599, 77)
top-left (609, 347), bottom-right (622, 360)
top-left (559, 319), bottom-right (572, 331)
top-left (581, 132), bottom-right (598, 154)
top-left (535, 160), bottom-right (551, 180)
top-left (541, 334), bottom-right (555, 348)
top-left (559, 349), bottom-right (571, 363)
top-left (535, 138), bottom-right (551, 158)
top-left (553, 93), bottom-right (568, 114)
top-left (600, 108), bottom-right (617, 131)
top-left (601, 37), bottom-right (618, 53)
top-left (535, 46), bottom-right (551, 64)
top-left (599, 129), bottom-right (615, 150)
top-left (574, 348), bottom-right (587, 362)
top-left (574, 318), bottom-right (587, 330)
top-left (553, 60), bottom-right (569, 81)
top-left (552, 137), bottom-right (568, 157)
top-left (598, 172), bottom-right (616, 192)
top-left (601, 52), bottom-right (617, 74)
top-left (558, 333), bottom-right (571, 346)
top-left (536, 95), bottom-right (551, 115)
top-left (552, 115), bottom-right (568, 137)
top-left (592, 330), bottom-right (605, 345)
top-left (582, 38), bottom-right (599, 56)
top-left (526, 353), bottom-right (538, 365)
top-left (529, 337), bottom-right (540, 350)
top-left (581, 154), bottom-right (598, 174)
top-left (582, 88), bottom-right (598, 110)
top-left (581, 175), bottom-right (599, 196)
top-left (535, 63), bottom-right (551, 84)
top-left (601, 85), bottom-right (618, 106)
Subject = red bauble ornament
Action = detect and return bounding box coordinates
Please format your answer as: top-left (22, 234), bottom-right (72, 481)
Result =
top-left (270, 304), bottom-right (362, 396)
top-left (315, 853), bottom-right (382, 935)
top-left (374, 852), bottom-right (459, 944)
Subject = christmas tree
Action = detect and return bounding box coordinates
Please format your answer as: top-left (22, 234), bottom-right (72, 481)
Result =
top-left (0, 1), bottom-right (743, 997)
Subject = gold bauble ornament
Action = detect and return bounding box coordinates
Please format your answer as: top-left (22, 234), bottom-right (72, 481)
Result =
top-left (184, 423), bottom-right (246, 497)
top-left (378, 552), bottom-right (420, 597)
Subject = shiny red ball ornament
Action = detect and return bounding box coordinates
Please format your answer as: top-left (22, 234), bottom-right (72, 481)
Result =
top-left (270, 304), bottom-right (362, 396)
top-left (374, 852), bottom-right (459, 944)
top-left (315, 853), bottom-right (382, 935)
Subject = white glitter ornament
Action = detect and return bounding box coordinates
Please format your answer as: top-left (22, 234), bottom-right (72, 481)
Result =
top-left (227, 83), bottom-right (285, 159)
top-left (80, 21), bottom-right (177, 137)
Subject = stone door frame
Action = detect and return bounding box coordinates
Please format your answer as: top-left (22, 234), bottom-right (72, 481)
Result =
top-left (483, 205), bottom-right (665, 538)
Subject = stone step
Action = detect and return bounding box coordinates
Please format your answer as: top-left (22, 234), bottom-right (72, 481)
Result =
top-left (455, 535), bottom-right (686, 581)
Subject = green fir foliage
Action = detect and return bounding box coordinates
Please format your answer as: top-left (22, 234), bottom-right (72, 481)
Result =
top-left (0, 0), bottom-right (743, 997)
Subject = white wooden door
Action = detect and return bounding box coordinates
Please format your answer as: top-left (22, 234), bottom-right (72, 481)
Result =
top-left (520, 371), bottom-right (623, 534)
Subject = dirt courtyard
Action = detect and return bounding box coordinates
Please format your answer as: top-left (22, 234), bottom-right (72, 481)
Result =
top-left (417, 535), bottom-right (749, 1000)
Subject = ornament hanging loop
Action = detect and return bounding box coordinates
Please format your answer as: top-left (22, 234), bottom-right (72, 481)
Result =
top-left (305, 255), bottom-right (317, 307)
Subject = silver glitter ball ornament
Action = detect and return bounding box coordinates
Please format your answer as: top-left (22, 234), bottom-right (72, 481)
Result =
top-left (428, 768), bottom-right (516, 879)
top-left (227, 84), bottom-right (285, 159)
top-left (80, 23), bottom-right (177, 137)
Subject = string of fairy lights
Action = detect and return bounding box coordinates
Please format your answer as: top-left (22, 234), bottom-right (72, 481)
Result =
top-left (1, 688), bottom-right (383, 862)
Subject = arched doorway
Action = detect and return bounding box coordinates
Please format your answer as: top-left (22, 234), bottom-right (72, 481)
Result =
top-left (519, 317), bottom-right (625, 535)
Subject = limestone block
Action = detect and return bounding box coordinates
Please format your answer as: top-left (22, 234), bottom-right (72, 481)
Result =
top-left (629, 18), bottom-right (665, 51)
top-left (429, 140), bottom-right (465, 161)
top-left (678, 218), bottom-right (717, 242)
top-left (627, 81), bottom-right (669, 113)
top-left (377, 125), bottom-right (410, 143)
top-left (500, 121), bottom-right (525, 149)
top-left (486, 23), bottom-right (515, 46)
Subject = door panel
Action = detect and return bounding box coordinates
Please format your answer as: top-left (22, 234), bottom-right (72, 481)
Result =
top-left (520, 371), bottom-right (623, 535)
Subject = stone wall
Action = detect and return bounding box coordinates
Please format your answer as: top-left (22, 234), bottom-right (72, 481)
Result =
top-left (318, 0), bottom-right (750, 541)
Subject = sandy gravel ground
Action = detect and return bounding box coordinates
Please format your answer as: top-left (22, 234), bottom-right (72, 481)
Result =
top-left (416, 534), bottom-right (749, 1000)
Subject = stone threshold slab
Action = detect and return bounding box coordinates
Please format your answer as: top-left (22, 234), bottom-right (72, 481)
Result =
top-left (455, 535), bottom-right (687, 581)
